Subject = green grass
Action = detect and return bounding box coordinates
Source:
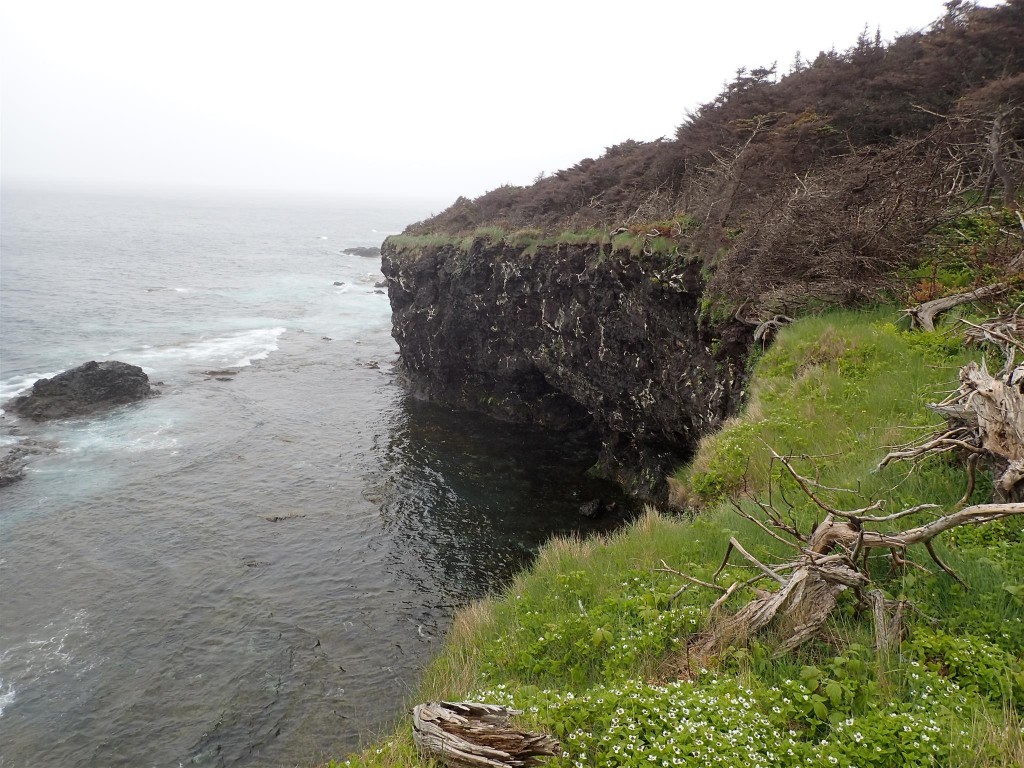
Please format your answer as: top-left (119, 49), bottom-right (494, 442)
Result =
top-left (674, 307), bottom-right (976, 509)
top-left (385, 220), bottom-right (695, 261)
top-left (328, 307), bottom-right (1024, 767)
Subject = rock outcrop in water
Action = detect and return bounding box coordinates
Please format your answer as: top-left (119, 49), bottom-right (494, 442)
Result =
top-left (382, 238), bottom-right (748, 500)
top-left (6, 361), bottom-right (156, 421)
top-left (343, 246), bottom-right (381, 258)
top-left (0, 439), bottom-right (59, 487)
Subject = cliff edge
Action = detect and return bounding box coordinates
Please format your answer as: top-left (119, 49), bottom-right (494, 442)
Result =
top-left (382, 235), bottom-right (748, 500)
top-left (380, 1), bottom-right (1022, 501)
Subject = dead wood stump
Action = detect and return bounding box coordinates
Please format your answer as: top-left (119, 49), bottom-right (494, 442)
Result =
top-left (412, 701), bottom-right (559, 767)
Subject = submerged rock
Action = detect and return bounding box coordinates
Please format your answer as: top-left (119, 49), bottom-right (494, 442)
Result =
top-left (0, 448), bottom-right (29, 487)
top-left (5, 361), bottom-right (156, 421)
top-left (0, 439), bottom-right (59, 487)
top-left (342, 246), bottom-right (381, 258)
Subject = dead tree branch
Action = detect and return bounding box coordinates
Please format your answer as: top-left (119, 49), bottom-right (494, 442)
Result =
top-left (679, 447), bottom-right (1024, 658)
top-left (904, 282), bottom-right (1009, 332)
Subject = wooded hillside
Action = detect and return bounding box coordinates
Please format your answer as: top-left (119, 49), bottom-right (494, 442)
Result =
top-left (407, 1), bottom-right (1023, 310)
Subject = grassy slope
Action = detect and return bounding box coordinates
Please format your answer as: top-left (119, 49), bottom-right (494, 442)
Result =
top-left (332, 308), bottom-right (1023, 768)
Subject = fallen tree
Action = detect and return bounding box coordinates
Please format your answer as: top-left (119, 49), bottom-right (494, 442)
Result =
top-left (661, 449), bottom-right (1024, 658)
top-left (663, 312), bottom-right (1022, 657)
top-left (903, 282), bottom-right (1009, 332)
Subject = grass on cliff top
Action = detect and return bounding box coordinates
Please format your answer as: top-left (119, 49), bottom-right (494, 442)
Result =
top-left (329, 307), bottom-right (1024, 768)
top-left (385, 217), bottom-right (697, 259)
top-left (672, 307), bottom-right (975, 508)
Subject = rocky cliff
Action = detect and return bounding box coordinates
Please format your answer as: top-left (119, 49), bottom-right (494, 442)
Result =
top-left (378, 2), bottom-right (1024, 502)
top-left (382, 236), bottom-right (750, 500)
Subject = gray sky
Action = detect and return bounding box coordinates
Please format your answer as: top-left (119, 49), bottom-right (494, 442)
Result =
top-left (0, 1), bottom-right (991, 201)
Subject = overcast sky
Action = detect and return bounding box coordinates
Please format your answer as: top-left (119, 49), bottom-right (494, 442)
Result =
top-left (0, 1), bottom-right (999, 202)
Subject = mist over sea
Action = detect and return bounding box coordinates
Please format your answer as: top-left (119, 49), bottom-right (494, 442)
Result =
top-left (0, 187), bottom-right (624, 766)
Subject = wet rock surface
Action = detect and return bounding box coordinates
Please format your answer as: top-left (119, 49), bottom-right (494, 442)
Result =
top-left (5, 361), bottom-right (156, 421)
top-left (382, 239), bottom-right (749, 500)
top-left (343, 246), bottom-right (381, 258)
top-left (0, 439), bottom-right (59, 487)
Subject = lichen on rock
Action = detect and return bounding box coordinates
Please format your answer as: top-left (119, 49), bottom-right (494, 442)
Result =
top-left (382, 238), bottom-right (748, 501)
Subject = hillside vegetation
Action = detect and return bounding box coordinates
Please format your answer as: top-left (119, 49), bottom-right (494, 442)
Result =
top-left (335, 299), bottom-right (1023, 767)
top-left (346, 4), bottom-right (1023, 765)
top-left (400, 1), bottom-right (1023, 314)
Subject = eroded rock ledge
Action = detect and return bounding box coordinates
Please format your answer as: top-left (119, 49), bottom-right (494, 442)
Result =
top-left (382, 237), bottom-right (749, 500)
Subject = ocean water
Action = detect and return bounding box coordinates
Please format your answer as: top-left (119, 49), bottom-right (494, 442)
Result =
top-left (0, 188), bottom-right (627, 766)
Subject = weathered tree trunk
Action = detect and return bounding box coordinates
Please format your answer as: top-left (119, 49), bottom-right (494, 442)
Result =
top-left (956, 361), bottom-right (1024, 500)
top-left (882, 358), bottom-right (1024, 502)
top-left (988, 111), bottom-right (1021, 207)
top-left (904, 282), bottom-right (1008, 332)
top-left (412, 701), bottom-right (559, 768)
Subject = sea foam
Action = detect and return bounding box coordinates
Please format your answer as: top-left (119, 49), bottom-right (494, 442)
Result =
top-left (116, 327), bottom-right (288, 372)
top-left (0, 680), bottom-right (15, 717)
top-left (0, 371), bottom-right (63, 401)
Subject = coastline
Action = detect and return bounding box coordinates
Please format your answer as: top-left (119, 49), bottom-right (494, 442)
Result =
top-left (333, 305), bottom-right (1024, 767)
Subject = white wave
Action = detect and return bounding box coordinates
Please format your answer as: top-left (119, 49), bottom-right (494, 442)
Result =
top-left (0, 680), bottom-right (15, 717)
top-left (0, 370), bottom-right (63, 401)
top-left (124, 327), bottom-right (287, 370)
top-left (62, 418), bottom-right (180, 455)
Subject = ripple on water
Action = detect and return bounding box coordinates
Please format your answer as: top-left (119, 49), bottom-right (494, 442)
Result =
top-left (0, 190), bottom-right (633, 767)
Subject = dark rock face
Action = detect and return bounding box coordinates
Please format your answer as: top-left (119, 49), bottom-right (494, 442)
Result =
top-left (382, 239), bottom-right (749, 500)
top-left (5, 361), bottom-right (156, 421)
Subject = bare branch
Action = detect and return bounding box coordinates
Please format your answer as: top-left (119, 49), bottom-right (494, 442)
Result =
top-left (904, 282), bottom-right (1009, 332)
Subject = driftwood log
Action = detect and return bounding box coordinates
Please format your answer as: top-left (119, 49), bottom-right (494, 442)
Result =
top-left (904, 282), bottom-right (1008, 332)
top-left (412, 701), bottom-right (559, 767)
